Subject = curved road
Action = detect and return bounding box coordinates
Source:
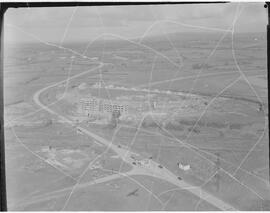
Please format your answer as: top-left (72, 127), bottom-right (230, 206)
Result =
top-left (31, 62), bottom-right (236, 211)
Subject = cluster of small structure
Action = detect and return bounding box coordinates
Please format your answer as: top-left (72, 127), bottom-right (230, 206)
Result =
top-left (76, 87), bottom-right (211, 123)
top-left (77, 94), bottom-right (159, 117)
top-left (78, 96), bottom-right (129, 116)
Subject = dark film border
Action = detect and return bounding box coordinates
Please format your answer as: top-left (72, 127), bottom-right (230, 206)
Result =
top-left (265, 3), bottom-right (270, 193)
top-left (0, 1), bottom-right (268, 211)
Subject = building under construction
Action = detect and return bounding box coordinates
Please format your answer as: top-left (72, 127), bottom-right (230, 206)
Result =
top-left (78, 97), bottom-right (129, 116)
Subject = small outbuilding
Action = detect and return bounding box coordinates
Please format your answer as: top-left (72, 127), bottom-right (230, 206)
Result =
top-left (177, 162), bottom-right (191, 171)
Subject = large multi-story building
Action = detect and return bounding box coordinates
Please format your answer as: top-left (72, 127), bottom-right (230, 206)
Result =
top-left (78, 97), bottom-right (129, 116)
top-left (79, 97), bottom-right (99, 113)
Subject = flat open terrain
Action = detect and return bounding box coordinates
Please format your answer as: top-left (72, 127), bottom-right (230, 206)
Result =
top-left (4, 26), bottom-right (269, 211)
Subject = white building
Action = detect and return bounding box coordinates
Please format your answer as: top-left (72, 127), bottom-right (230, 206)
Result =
top-left (178, 162), bottom-right (191, 171)
top-left (78, 97), bottom-right (129, 116)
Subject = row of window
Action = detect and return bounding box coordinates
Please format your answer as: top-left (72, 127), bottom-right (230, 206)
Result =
top-left (79, 98), bottom-right (129, 114)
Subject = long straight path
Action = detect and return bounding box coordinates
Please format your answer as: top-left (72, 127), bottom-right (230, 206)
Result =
top-left (32, 62), bottom-right (236, 211)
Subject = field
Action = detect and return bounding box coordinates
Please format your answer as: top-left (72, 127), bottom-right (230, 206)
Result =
top-left (4, 29), bottom-right (269, 211)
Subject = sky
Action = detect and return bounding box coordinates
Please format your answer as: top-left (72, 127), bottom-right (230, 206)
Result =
top-left (4, 2), bottom-right (268, 44)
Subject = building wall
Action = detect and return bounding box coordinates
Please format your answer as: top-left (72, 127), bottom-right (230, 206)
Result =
top-left (79, 97), bottom-right (129, 116)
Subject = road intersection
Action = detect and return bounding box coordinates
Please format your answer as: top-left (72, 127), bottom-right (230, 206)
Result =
top-left (28, 62), bottom-right (236, 211)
